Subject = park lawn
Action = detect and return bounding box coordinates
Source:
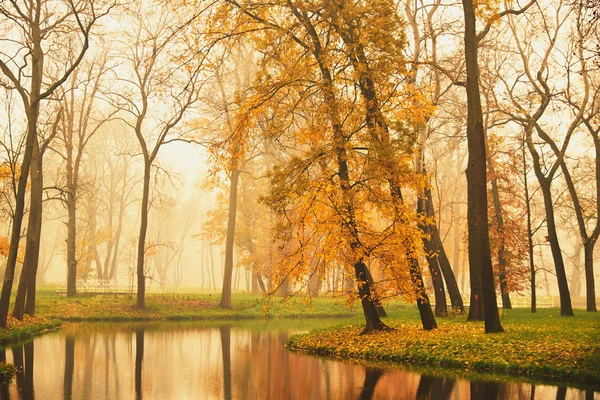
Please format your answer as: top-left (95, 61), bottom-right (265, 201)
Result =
top-left (31, 287), bottom-right (363, 321)
top-left (287, 307), bottom-right (600, 386)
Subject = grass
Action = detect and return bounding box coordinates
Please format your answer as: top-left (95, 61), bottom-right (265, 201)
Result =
top-left (32, 286), bottom-right (362, 321)
top-left (0, 314), bottom-right (61, 346)
top-left (0, 363), bottom-right (15, 385)
top-left (287, 307), bottom-right (600, 387)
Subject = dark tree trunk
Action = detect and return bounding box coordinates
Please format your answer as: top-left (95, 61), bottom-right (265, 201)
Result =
top-left (490, 174), bottom-right (512, 309)
top-left (0, 104), bottom-right (38, 327)
top-left (355, 260), bottom-right (389, 334)
top-left (220, 169), bottom-right (239, 309)
top-left (583, 240), bottom-right (597, 312)
top-left (13, 136), bottom-right (43, 320)
top-left (364, 266), bottom-right (387, 317)
top-left (135, 163), bottom-right (151, 310)
top-left (419, 196), bottom-right (447, 317)
top-left (424, 187), bottom-right (464, 312)
top-left (462, 0), bottom-right (504, 332)
top-left (539, 182), bottom-right (574, 316)
top-left (0, 14), bottom-right (46, 327)
top-left (523, 145), bottom-right (537, 313)
top-left (66, 182), bottom-right (78, 296)
top-left (409, 256), bottom-right (438, 330)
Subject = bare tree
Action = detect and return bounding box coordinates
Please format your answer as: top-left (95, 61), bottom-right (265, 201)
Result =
top-left (54, 55), bottom-right (115, 296)
top-left (0, 0), bottom-right (114, 327)
top-left (114, 3), bottom-right (204, 309)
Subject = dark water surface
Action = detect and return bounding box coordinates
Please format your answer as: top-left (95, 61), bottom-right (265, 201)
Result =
top-left (1, 319), bottom-right (598, 400)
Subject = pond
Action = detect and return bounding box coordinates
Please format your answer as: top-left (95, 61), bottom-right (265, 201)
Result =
top-left (0, 319), bottom-right (597, 400)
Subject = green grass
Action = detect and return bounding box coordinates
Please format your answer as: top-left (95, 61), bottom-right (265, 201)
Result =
top-left (287, 307), bottom-right (600, 386)
top-left (0, 363), bottom-right (15, 384)
top-left (0, 315), bottom-right (61, 346)
top-left (32, 286), bottom-right (362, 321)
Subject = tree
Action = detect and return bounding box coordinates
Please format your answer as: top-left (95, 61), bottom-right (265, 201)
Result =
top-left (57, 56), bottom-right (114, 296)
top-left (0, 0), bottom-right (113, 327)
top-left (12, 107), bottom-right (61, 319)
top-left (501, 2), bottom-right (580, 316)
top-left (404, 0), bottom-right (464, 314)
top-left (460, 0), bottom-right (523, 332)
top-left (114, 2), bottom-right (203, 309)
top-left (221, 0), bottom-right (436, 332)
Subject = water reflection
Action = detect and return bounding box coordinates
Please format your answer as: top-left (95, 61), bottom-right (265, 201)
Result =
top-left (135, 327), bottom-right (144, 400)
top-left (0, 321), bottom-right (597, 400)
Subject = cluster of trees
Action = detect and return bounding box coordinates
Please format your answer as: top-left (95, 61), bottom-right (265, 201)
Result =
top-left (0, 0), bottom-right (598, 333)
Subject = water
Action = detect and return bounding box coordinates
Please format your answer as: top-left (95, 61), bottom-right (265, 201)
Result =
top-left (0, 319), bottom-right (597, 400)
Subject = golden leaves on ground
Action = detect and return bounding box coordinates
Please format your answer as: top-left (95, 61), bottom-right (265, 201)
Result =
top-left (288, 311), bottom-right (600, 383)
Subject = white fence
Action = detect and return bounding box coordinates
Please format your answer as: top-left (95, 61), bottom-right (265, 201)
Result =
top-left (56, 279), bottom-right (166, 295)
top-left (509, 293), bottom-right (554, 308)
top-left (433, 293), bottom-right (554, 308)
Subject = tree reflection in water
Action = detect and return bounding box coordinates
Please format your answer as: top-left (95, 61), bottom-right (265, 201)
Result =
top-left (357, 368), bottom-right (384, 400)
top-left (135, 327), bottom-right (144, 400)
top-left (63, 335), bottom-right (74, 400)
top-left (0, 322), bottom-right (595, 400)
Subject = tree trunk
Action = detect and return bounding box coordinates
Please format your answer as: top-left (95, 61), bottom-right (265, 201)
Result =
top-left (490, 171), bottom-right (512, 309)
top-left (66, 183), bottom-right (78, 296)
top-left (423, 185), bottom-right (464, 312)
top-left (13, 136), bottom-right (43, 320)
top-left (583, 240), bottom-right (597, 312)
top-left (307, 269), bottom-right (321, 297)
top-left (135, 163), bottom-right (151, 310)
top-left (220, 169), bottom-right (239, 309)
top-left (409, 256), bottom-right (438, 330)
top-left (0, 104), bottom-right (38, 327)
top-left (355, 260), bottom-right (388, 334)
top-left (462, 0), bottom-right (503, 332)
top-left (539, 182), bottom-right (574, 316)
top-left (419, 196), bottom-right (447, 317)
top-left (523, 147), bottom-right (536, 313)
top-left (364, 265), bottom-right (387, 317)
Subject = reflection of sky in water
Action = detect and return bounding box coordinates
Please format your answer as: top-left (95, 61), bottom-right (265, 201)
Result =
top-left (1, 320), bottom-right (597, 400)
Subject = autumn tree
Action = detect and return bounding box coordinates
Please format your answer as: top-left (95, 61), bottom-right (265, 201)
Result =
top-left (0, 0), bottom-right (113, 327)
top-left (219, 0), bottom-right (438, 332)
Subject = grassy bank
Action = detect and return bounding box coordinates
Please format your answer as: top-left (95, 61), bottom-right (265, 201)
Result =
top-left (0, 315), bottom-right (61, 346)
top-left (287, 307), bottom-right (600, 386)
top-left (32, 287), bottom-right (362, 321)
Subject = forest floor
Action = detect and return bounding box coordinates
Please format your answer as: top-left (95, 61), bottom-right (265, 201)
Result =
top-left (287, 307), bottom-right (600, 386)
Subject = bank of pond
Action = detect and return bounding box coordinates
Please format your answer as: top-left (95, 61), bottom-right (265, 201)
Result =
top-left (0, 293), bottom-right (597, 399)
top-left (0, 319), bottom-right (597, 399)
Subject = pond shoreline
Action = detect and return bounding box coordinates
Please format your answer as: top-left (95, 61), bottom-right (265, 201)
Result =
top-left (286, 308), bottom-right (600, 388)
